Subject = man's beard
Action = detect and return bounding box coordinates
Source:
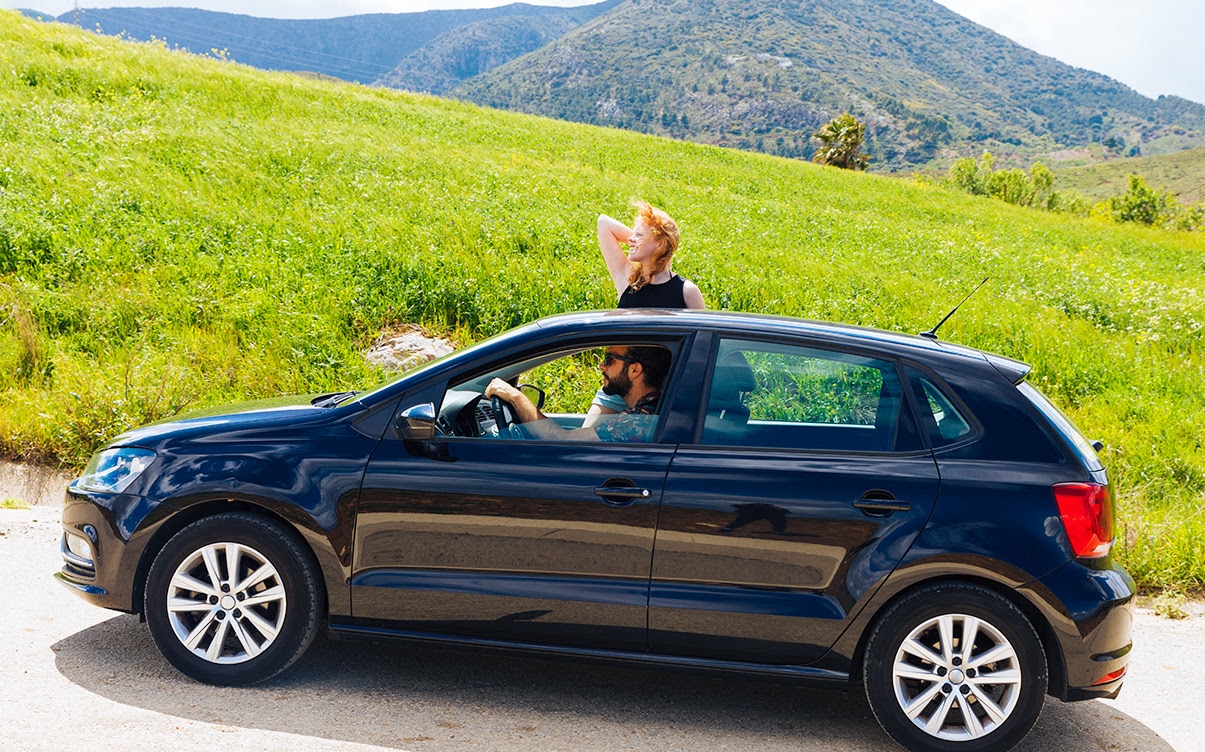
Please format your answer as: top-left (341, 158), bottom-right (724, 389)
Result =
top-left (602, 368), bottom-right (632, 398)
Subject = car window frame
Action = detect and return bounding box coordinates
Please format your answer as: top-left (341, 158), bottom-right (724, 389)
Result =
top-left (901, 360), bottom-right (985, 453)
top-left (434, 332), bottom-right (695, 447)
top-left (688, 334), bottom-right (928, 456)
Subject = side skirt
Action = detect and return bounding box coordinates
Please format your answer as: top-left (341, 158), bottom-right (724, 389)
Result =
top-left (327, 621), bottom-right (851, 689)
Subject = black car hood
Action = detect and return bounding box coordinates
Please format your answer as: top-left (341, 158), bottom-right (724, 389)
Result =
top-left (106, 395), bottom-right (336, 447)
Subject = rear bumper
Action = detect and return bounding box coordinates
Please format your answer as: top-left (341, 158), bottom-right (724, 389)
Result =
top-left (1026, 560), bottom-right (1134, 701)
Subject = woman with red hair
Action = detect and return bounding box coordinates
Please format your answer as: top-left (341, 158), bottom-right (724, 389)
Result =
top-left (586, 201), bottom-right (704, 422)
top-left (597, 201), bottom-right (705, 309)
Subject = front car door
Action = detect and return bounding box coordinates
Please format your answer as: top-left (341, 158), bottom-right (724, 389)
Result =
top-left (348, 334), bottom-right (690, 653)
top-left (650, 336), bottom-right (940, 664)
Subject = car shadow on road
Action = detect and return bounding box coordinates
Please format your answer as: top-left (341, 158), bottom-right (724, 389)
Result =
top-left (53, 614), bottom-right (1170, 752)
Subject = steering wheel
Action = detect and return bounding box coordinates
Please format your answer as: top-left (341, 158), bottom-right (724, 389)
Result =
top-left (490, 395), bottom-right (511, 437)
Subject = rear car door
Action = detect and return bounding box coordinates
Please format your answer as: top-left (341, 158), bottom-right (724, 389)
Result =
top-left (650, 336), bottom-right (940, 664)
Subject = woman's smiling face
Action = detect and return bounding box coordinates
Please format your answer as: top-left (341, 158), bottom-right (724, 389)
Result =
top-left (626, 219), bottom-right (663, 263)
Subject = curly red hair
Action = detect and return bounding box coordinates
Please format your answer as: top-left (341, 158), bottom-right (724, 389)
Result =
top-left (627, 202), bottom-right (681, 290)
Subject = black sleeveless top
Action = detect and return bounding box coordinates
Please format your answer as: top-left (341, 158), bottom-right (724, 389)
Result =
top-left (619, 274), bottom-right (688, 308)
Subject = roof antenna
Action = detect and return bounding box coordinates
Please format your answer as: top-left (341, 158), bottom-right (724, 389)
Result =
top-left (919, 277), bottom-right (988, 340)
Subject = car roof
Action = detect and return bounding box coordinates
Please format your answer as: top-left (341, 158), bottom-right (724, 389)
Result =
top-left (531, 309), bottom-right (1028, 380)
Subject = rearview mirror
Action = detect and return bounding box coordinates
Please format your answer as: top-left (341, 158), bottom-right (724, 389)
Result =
top-left (395, 402), bottom-right (436, 441)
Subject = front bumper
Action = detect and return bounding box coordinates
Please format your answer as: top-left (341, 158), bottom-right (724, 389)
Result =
top-left (56, 484), bottom-right (157, 613)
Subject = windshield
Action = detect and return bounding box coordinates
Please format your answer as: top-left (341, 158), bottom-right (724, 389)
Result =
top-left (348, 346), bottom-right (464, 406)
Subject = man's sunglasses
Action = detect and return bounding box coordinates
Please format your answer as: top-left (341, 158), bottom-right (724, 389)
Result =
top-left (601, 350), bottom-right (638, 367)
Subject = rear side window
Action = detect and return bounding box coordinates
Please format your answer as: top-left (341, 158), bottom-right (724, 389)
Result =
top-left (701, 338), bottom-right (914, 452)
top-left (909, 366), bottom-right (1064, 463)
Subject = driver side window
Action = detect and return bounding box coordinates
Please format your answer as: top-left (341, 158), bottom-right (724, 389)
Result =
top-left (442, 344), bottom-right (673, 444)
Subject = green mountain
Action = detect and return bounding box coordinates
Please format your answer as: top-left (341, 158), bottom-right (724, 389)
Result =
top-left (451, 0), bottom-right (1205, 169)
top-left (43, 3), bottom-right (619, 84)
top-left (376, 13), bottom-right (588, 94)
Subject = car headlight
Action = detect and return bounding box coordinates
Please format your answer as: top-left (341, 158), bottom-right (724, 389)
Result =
top-left (77, 447), bottom-right (157, 493)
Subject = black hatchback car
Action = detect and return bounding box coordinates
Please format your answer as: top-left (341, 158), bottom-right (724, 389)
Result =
top-left (58, 310), bottom-right (1132, 752)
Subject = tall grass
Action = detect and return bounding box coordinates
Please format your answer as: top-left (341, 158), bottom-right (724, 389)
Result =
top-left (2, 12), bottom-right (1204, 590)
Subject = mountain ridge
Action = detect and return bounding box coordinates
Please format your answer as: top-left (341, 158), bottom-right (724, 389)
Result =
top-left (32, 0), bottom-right (1205, 170)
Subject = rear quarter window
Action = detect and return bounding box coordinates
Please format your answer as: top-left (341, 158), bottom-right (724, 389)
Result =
top-left (907, 366), bottom-right (1063, 463)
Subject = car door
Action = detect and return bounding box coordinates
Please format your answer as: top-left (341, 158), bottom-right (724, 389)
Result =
top-left (349, 337), bottom-right (687, 653)
top-left (649, 336), bottom-right (940, 664)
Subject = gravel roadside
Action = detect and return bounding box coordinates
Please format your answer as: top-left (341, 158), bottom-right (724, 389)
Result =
top-left (1, 463), bottom-right (1199, 752)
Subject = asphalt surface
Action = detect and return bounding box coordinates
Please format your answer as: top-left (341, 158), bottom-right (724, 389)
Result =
top-left (0, 494), bottom-right (1200, 751)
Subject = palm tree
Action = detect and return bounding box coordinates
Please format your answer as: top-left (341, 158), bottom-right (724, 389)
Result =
top-left (812, 113), bottom-right (871, 170)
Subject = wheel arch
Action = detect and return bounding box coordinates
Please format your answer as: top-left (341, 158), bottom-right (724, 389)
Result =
top-left (131, 498), bottom-right (332, 622)
top-left (846, 573), bottom-right (1067, 698)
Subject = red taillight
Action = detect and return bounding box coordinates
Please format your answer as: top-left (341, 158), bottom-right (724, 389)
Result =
top-left (1053, 482), bottom-right (1114, 558)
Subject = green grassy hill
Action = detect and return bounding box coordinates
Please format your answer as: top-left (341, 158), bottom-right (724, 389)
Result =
top-left (2, 12), bottom-right (1203, 591)
top-left (1051, 147), bottom-right (1205, 205)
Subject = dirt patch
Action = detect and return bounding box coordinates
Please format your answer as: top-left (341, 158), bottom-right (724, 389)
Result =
top-left (365, 325), bottom-right (455, 373)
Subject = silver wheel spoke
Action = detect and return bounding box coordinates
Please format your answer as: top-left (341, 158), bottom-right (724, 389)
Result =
top-left (902, 682), bottom-right (944, 720)
top-left (902, 637), bottom-right (946, 667)
top-left (959, 616), bottom-right (981, 661)
top-left (183, 609), bottom-right (220, 650)
top-left (229, 615), bottom-right (262, 658)
top-left (240, 584), bottom-right (286, 609)
top-left (968, 643), bottom-right (1014, 670)
top-left (200, 545), bottom-right (225, 592)
top-left (958, 693), bottom-right (986, 738)
top-left (975, 666), bottom-right (1022, 685)
top-left (206, 616), bottom-right (232, 661)
top-left (968, 685), bottom-right (1009, 724)
top-left (226, 543), bottom-right (243, 590)
top-left (236, 562), bottom-right (276, 593)
top-left (923, 690), bottom-right (958, 735)
top-left (894, 662), bottom-right (942, 683)
top-left (937, 615), bottom-right (956, 664)
top-left (240, 607), bottom-right (280, 643)
top-left (171, 572), bottom-right (218, 597)
top-left (167, 595), bottom-right (212, 613)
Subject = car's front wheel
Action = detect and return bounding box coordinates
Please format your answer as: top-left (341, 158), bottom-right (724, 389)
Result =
top-left (144, 512), bottom-right (322, 685)
top-left (863, 583), bottom-right (1047, 752)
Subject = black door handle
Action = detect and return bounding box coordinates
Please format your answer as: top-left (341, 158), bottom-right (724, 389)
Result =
top-left (853, 489), bottom-right (910, 515)
top-left (853, 499), bottom-right (911, 514)
top-left (594, 486), bottom-right (651, 499)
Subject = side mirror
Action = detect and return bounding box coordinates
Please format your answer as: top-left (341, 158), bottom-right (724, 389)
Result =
top-left (517, 383), bottom-right (546, 410)
top-left (395, 402), bottom-right (436, 441)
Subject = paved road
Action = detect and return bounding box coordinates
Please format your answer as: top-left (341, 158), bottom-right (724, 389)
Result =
top-left (0, 502), bottom-right (1199, 752)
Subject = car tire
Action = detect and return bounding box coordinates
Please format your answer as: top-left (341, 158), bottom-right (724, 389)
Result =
top-left (144, 512), bottom-right (322, 686)
top-left (863, 582), bottom-right (1047, 752)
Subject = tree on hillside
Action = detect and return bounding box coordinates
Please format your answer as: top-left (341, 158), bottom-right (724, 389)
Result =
top-left (812, 114), bottom-right (871, 171)
top-left (947, 151), bottom-right (1055, 208)
top-left (1108, 174), bottom-right (1177, 226)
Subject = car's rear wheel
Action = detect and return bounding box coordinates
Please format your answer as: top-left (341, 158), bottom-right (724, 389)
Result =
top-left (144, 512), bottom-right (321, 685)
top-left (863, 583), bottom-right (1047, 752)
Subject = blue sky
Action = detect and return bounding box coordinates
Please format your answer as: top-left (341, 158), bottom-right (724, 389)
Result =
top-left (4, 0), bottom-right (1202, 105)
